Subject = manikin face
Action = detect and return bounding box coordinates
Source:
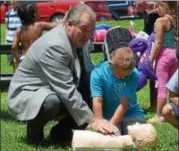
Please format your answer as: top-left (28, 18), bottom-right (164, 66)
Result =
top-left (67, 13), bottom-right (95, 48)
top-left (127, 123), bottom-right (157, 149)
top-left (128, 123), bottom-right (153, 138)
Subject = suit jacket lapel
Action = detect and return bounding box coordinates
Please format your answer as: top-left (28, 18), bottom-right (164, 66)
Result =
top-left (73, 49), bottom-right (81, 86)
top-left (57, 25), bottom-right (81, 86)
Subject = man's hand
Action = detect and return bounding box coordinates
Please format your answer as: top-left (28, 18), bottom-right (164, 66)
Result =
top-left (88, 118), bottom-right (119, 135)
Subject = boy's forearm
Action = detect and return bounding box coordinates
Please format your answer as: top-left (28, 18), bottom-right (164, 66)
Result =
top-left (93, 98), bottom-right (103, 119)
top-left (110, 105), bottom-right (127, 126)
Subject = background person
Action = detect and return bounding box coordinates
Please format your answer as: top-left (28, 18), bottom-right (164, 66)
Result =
top-left (162, 70), bottom-right (179, 129)
top-left (148, 2), bottom-right (178, 124)
top-left (12, 1), bottom-right (62, 72)
top-left (136, 1), bottom-right (159, 35)
top-left (5, 1), bottom-right (21, 65)
top-left (136, 1), bottom-right (159, 110)
top-left (5, 1), bottom-right (21, 43)
top-left (162, 2), bottom-right (178, 130)
top-left (8, 4), bottom-right (118, 146)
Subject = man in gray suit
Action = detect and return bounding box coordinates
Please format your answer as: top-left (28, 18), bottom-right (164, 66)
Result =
top-left (8, 4), bottom-right (118, 146)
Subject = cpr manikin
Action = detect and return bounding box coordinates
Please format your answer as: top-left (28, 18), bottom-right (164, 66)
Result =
top-left (72, 123), bottom-right (157, 150)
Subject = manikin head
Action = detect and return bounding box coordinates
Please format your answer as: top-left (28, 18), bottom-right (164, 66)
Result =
top-left (65, 4), bottom-right (96, 48)
top-left (128, 123), bottom-right (157, 149)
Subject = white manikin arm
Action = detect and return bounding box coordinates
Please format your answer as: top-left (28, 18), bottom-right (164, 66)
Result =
top-left (72, 130), bottom-right (134, 150)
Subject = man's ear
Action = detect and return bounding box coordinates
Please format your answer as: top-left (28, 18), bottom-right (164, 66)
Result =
top-left (67, 20), bottom-right (73, 27)
top-left (108, 60), bottom-right (114, 66)
top-left (66, 20), bottom-right (74, 33)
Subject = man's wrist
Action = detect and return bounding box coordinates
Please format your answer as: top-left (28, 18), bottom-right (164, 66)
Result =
top-left (110, 118), bottom-right (120, 126)
top-left (88, 118), bottom-right (95, 125)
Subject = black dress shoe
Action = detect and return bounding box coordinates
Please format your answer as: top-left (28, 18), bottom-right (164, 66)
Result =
top-left (27, 121), bottom-right (44, 146)
top-left (49, 117), bottom-right (73, 146)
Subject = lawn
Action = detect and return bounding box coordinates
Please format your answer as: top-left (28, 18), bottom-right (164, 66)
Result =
top-left (1, 20), bottom-right (178, 151)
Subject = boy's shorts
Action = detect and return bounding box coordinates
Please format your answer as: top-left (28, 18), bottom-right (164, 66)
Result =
top-left (117, 116), bottom-right (146, 135)
top-left (169, 103), bottom-right (179, 120)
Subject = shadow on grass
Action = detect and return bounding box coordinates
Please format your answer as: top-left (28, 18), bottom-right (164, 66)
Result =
top-left (142, 107), bottom-right (156, 114)
top-left (0, 109), bottom-right (14, 121)
top-left (169, 140), bottom-right (179, 146)
top-left (19, 135), bottom-right (71, 150)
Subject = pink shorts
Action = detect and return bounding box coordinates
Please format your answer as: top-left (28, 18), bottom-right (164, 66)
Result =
top-left (155, 47), bottom-right (178, 99)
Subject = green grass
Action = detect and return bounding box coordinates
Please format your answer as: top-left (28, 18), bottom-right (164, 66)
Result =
top-left (1, 20), bottom-right (178, 151)
top-left (1, 24), bottom-right (13, 73)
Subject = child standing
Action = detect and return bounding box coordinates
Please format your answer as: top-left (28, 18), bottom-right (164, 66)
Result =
top-left (5, 1), bottom-right (21, 43)
top-left (12, 1), bottom-right (62, 72)
top-left (148, 2), bottom-right (178, 124)
top-left (5, 1), bottom-right (21, 65)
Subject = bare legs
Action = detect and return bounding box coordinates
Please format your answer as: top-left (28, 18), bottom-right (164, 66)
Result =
top-left (149, 80), bottom-right (157, 109)
top-left (148, 97), bottom-right (166, 124)
top-left (162, 104), bottom-right (179, 129)
top-left (156, 97), bottom-right (166, 117)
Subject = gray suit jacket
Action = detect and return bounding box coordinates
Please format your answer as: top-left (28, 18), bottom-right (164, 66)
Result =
top-left (8, 24), bottom-right (94, 126)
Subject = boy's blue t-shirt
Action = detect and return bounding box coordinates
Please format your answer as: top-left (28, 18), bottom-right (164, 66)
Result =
top-left (90, 61), bottom-right (143, 119)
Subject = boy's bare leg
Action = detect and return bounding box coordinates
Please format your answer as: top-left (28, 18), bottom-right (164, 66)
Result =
top-left (162, 104), bottom-right (179, 129)
top-left (149, 80), bottom-right (157, 109)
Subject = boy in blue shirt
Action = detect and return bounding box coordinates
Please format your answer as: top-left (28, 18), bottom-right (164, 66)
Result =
top-left (90, 47), bottom-right (145, 135)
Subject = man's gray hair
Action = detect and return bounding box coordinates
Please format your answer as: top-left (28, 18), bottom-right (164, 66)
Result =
top-left (64, 3), bottom-right (96, 25)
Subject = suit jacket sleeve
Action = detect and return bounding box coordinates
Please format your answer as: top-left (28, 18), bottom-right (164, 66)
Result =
top-left (39, 43), bottom-right (94, 126)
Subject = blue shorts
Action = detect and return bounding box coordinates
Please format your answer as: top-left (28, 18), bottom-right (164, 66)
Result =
top-left (169, 103), bottom-right (179, 120)
top-left (117, 116), bottom-right (146, 135)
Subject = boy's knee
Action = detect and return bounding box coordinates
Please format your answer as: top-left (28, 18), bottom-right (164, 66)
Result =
top-left (162, 104), bottom-right (173, 117)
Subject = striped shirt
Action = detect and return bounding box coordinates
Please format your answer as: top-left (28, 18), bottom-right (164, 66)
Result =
top-left (5, 9), bottom-right (21, 43)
